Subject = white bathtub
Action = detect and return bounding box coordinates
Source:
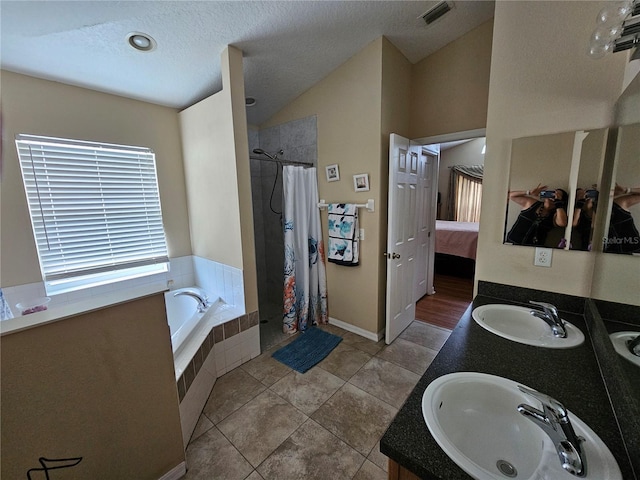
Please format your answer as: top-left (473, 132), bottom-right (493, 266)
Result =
top-left (164, 287), bottom-right (239, 380)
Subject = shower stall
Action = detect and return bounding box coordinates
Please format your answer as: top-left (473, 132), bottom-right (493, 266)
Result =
top-left (248, 115), bottom-right (318, 350)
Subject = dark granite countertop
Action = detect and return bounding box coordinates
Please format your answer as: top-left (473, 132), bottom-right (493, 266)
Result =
top-left (380, 295), bottom-right (634, 480)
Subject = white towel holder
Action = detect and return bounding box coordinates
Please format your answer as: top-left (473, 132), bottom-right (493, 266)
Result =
top-left (317, 199), bottom-right (375, 213)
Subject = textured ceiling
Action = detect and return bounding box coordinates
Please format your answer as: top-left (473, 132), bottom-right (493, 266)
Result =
top-left (1, 1), bottom-right (495, 125)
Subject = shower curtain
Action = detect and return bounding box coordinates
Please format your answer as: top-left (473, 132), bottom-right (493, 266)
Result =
top-left (282, 166), bottom-right (328, 333)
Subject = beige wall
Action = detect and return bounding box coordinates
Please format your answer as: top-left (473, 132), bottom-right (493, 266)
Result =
top-left (263, 38), bottom-right (385, 334)
top-left (0, 71), bottom-right (191, 287)
top-left (476, 1), bottom-right (627, 299)
top-left (410, 19), bottom-right (493, 139)
top-left (380, 38), bottom-right (413, 333)
top-left (179, 47), bottom-right (258, 312)
top-left (1, 293), bottom-right (184, 479)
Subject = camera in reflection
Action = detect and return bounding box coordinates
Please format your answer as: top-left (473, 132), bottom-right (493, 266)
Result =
top-left (540, 190), bottom-right (556, 199)
top-left (585, 189), bottom-right (599, 200)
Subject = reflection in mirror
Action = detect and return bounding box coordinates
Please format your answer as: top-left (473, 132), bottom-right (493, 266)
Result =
top-left (505, 132), bottom-right (573, 248)
top-left (605, 123), bottom-right (640, 255)
top-left (571, 128), bottom-right (608, 251)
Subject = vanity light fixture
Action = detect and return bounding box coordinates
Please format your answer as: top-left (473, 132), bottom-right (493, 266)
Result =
top-left (127, 32), bottom-right (156, 52)
top-left (588, 0), bottom-right (640, 58)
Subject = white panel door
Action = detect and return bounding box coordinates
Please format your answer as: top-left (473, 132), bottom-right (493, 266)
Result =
top-left (415, 146), bottom-right (439, 300)
top-left (385, 134), bottom-right (419, 344)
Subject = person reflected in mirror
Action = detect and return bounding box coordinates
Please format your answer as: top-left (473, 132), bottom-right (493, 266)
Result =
top-left (571, 187), bottom-right (598, 251)
top-left (605, 183), bottom-right (640, 254)
top-left (506, 184), bottom-right (568, 246)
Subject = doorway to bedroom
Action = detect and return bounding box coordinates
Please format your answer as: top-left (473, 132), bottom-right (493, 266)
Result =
top-left (413, 132), bottom-right (485, 330)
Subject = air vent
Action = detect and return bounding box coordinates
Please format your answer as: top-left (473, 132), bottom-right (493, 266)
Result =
top-left (421, 1), bottom-right (453, 25)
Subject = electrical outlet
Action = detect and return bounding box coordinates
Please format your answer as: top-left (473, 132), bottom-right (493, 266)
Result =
top-left (359, 228), bottom-right (365, 241)
top-left (534, 247), bottom-right (552, 267)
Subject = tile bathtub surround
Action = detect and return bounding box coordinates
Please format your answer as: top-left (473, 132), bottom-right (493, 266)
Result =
top-left (0, 254), bottom-right (246, 314)
top-left (182, 320), bottom-right (442, 480)
top-left (177, 310), bottom-right (261, 402)
top-left (192, 256), bottom-right (245, 311)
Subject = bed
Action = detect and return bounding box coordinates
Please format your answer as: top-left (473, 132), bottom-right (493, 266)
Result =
top-left (435, 220), bottom-right (479, 261)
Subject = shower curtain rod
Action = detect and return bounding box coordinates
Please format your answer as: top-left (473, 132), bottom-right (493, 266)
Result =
top-left (249, 156), bottom-right (313, 167)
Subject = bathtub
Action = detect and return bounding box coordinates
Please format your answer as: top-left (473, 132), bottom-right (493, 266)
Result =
top-left (164, 287), bottom-right (236, 380)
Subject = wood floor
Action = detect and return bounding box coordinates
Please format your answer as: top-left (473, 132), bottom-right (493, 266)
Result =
top-left (415, 273), bottom-right (474, 330)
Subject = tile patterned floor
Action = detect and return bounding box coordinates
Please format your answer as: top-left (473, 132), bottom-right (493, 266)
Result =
top-left (183, 320), bottom-right (451, 480)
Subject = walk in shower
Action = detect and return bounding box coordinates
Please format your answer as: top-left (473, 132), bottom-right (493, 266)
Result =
top-left (248, 115), bottom-right (318, 350)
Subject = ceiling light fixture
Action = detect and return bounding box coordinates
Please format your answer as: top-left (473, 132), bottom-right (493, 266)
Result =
top-left (127, 32), bottom-right (156, 52)
top-left (588, 0), bottom-right (639, 58)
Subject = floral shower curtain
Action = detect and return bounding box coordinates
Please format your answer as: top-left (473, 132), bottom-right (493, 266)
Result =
top-left (282, 166), bottom-right (328, 333)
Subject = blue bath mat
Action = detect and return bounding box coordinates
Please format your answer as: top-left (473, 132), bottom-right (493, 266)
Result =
top-left (272, 327), bottom-right (342, 373)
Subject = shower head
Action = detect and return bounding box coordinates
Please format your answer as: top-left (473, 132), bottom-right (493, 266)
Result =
top-left (253, 148), bottom-right (284, 160)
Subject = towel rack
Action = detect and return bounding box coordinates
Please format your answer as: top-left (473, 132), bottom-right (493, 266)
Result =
top-left (317, 199), bottom-right (375, 213)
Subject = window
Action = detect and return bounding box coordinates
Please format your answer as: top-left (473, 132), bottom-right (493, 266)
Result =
top-left (453, 174), bottom-right (483, 222)
top-left (448, 164), bottom-right (483, 222)
top-left (16, 134), bottom-right (169, 295)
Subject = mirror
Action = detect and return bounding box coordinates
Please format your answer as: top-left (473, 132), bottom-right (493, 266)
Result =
top-left (571, 128), bottom-right (608, 251)
top-left (597, 74), bottom-right (640, 473)
top-left (504, 129), bottom-right (608, 250)
top-left (604, 122), bottom-right (640, 255)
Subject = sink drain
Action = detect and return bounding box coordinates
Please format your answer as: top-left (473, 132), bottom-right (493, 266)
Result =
top-left (496, 460), bottom-right (517, 478)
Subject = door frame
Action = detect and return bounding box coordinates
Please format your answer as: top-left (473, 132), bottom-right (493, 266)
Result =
top-left (413, 128), bottom-right (486, 147)
top-left (382, 128), bottom-right (486, 342)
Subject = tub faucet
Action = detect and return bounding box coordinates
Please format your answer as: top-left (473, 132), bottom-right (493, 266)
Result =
top-left (517, 385), bottom-right (587, 477)
top-left (174, 289), bottom-right (210, 312)
top-left (529, 301), bottom-right (566, 338)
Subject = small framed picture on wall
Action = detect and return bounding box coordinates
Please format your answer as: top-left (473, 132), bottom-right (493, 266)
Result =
top-left (326, 164), bottom-right (340, 182)
top-left (353, 173), bottom-right (369, 192)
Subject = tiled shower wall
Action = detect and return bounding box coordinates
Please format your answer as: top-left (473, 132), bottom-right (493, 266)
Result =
top-left (249, 115), bottom-right (318, 315)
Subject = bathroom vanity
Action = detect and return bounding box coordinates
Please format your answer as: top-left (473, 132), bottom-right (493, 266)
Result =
top-left (380, 282), bottom-right (639, 480)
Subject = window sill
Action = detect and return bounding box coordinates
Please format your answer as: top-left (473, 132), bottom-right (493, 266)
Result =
top-left (0, 283), bottom-right (168, 337)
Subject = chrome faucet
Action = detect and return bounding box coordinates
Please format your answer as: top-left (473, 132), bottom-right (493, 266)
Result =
top-left (174, 289), bottom-right (210, 312)
top-left (529, 301), bottom-right (567, 338)
top-left (517, 385), bottom-right (587, 477)
top-left (628, 334), bottom-right (640, 357)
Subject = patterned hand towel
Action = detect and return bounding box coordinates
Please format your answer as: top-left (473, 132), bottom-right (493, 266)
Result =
top-left (327, 203), bottom-right (359, 266)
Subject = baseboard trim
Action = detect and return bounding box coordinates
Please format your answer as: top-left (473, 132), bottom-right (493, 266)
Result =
top-left (158, 462), bottom-right (186, 480)
top-left (329, 317), bottom-right (383, 342)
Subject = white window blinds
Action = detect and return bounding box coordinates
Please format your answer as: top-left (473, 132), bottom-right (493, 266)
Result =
top-left (16, 134), bottom-right (169, 285)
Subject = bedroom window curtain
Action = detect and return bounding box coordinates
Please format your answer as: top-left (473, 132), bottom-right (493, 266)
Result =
top-left (448, 165), bottom-right (483, 223)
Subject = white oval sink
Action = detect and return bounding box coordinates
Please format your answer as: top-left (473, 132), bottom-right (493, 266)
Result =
top-left (422, 372), bottom-right (621, 480)
top-left (610, 331), bottom-right (640, 367)
top-left (472, 304), bottom-right (584, 348)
